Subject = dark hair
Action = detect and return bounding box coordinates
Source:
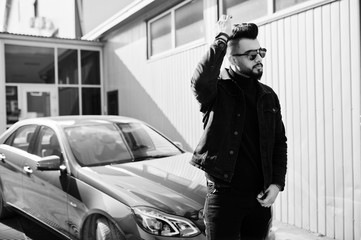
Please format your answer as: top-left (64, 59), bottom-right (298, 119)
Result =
top-left (229, 23), bottom-right (258, 41)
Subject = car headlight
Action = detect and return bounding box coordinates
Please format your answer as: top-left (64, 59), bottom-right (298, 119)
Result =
top-left (132, 206), bottom-right (201, 237)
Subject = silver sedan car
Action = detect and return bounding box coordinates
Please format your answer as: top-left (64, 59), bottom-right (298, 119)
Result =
top-left (0, 116), bottom-right (206, 240)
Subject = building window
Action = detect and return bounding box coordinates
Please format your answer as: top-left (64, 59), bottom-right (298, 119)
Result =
top-left (81, 50), bottom-right (100, 85)
top-left (220, 0), bottom-right (268, 23)
top-left (6, 86), bottom-right (19, 125)
top-left (58, 48), bottom-right (78, 85)
top-left (175, 0), bottom-right (204, 47)
top-left (274, 0), bottom-right (310, 11)
top-left (4, 43), bottom-right (102, 126)
top-left (150, 13), bottom-right (172, 56)
top-left (82, 87), bottom-right (101, 115)
top-left (27, 91), bottom-right (51, 117)
top-left (59, 87), bottom-right (79, 115)
top-left (148, 0), bottom-right (204, 57)
top-left (219, 0), bottom-right (315, 22)
top-left (107, 90), bottom-right (119, 115)
top-left (5, 44), bottom-right (55, 84)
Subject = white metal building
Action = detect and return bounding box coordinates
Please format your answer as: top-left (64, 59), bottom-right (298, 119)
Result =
top-left (0, 0), bottom-right (360, 239)
top-left (82, 0), bottom-right (361, 239)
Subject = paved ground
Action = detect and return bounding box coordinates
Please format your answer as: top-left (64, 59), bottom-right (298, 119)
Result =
top-left (0, 214), bottom-right (335, 240)
top-left (272, 220), bottom-right (335, 240)
top-left (0, 214), bottom-right (63, 240)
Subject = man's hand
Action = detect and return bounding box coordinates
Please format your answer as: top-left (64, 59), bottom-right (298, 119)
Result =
top-left (216, 15), bottom-right (233, 37)
top-left (256, 184), bottom-right (280, 208)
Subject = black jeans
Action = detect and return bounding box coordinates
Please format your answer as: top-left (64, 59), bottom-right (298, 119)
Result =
top-left (204, 182), bottom-right (271, 240)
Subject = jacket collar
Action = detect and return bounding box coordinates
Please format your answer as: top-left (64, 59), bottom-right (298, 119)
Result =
top-left (219, 68), bottom-right (272, 96)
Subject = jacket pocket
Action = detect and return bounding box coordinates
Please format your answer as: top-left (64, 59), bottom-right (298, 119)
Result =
top-left (263, 107), bottom-right (279, 135)
top-left (264, 107), bottom-right (279, 114)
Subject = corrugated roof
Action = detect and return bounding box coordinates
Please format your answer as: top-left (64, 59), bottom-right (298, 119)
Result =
top-left (0, 31), bottom-right (103, 46)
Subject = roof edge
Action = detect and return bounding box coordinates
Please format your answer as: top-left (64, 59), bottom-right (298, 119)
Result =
top-left (0, 31), bottom-right (104, 46)
top-left (81, 0), bottom-right (155, 41)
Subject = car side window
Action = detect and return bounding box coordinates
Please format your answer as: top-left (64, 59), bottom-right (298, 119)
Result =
top-left (35, 127), bottom-right (61, 158)
top-left (4, 125), bottom-right (37, 152)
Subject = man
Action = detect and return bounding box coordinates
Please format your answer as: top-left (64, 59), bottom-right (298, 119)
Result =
top-left (190, 15), bottom-right (287, 240)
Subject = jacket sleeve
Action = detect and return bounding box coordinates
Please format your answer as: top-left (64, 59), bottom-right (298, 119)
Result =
top-left (272, 97), bottom-right (288, 191)
top-left (191, 34), bottom-right (228, 113)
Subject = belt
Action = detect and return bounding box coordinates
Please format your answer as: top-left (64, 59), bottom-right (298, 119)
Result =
top-left (206, 178), bottom-right (232, 188)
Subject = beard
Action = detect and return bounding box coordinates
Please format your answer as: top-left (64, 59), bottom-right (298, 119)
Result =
top-left (232, 63), bottom-right (263, 80)
top-left (250, 63), bottom-right (263, 80)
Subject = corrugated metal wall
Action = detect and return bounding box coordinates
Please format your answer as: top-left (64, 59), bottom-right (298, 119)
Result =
top-left (104, 0), bottom-right (360, 239)
top-left (104, 28), bottom-right (208, 151)
top-left (258, 1), bottom-right (361, 239)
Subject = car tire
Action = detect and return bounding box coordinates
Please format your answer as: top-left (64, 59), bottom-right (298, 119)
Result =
top-left (95, 217), bottom-right (124, 240)
top-left (82, 216), bottom-right (125, 240)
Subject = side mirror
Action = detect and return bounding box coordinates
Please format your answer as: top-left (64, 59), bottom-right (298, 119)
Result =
top-left (37, 155), bottom-right (61, 171)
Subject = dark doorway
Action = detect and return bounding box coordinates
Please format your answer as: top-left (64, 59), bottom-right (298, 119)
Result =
top-left (107, 90), bottom-right (119, 115)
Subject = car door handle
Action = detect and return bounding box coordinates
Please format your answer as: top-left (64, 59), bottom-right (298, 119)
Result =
top-left (0, 153), bottom-right (5, 163)
top-left (69, 201), bottom-right (77, 208)
top-left (23, 165), bottom-right (33, 174)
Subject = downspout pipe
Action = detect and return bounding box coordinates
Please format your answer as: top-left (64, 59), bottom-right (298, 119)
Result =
top-left (2, 0), bottom-right (12, 32)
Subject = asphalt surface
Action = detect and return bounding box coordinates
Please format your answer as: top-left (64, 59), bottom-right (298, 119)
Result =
top-left (272, 220), bottom-right (335, 240)
top-left (0, 214), bottom-right (335, 240)
top-left (0, 213), bottom-right (64, 240)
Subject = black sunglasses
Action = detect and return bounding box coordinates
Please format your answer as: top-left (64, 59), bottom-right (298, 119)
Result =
top-left (232, 48), bottom-right (267, 61)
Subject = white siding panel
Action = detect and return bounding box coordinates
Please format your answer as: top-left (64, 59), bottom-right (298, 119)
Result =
top-left (271, 23), bottom-right (279, 94)
top-left (313, 6), bottom-right (327, 235)
top-left (321, 4), bottom-right (336, 238)
top-left (305, 9), bottom-right (318, 233)
top-left (257, 0), bottom-right (360, 239)
top-left (263, 24), bottom-right (272, 88)
top-left (269, 21), bottom-right (283, 221)
top-left (298, 11), bottom-right (310, 231)
top-left (283, 16), bottom-right (296, 226)
top-left (291, 14), bottom-right (304, 228)
top-left (340, 0), bottom-right (354, 238)
top-left (277, 18), bottom-right (289, 224)
top-left (350, 0), bottom-right (361, 238)
top-left (105, 0), bottom-right (360, 238)
top-left (330, 2), bottom-right (344, 239)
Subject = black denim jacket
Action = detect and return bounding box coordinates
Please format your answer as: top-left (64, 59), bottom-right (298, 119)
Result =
top-left (190, 36), bottom-right (288, 191)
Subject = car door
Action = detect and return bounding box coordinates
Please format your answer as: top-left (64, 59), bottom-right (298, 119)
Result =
top-left (0, 124), bottom-right (37, 210)
top-left (22, 125), bottom-right (70, 236)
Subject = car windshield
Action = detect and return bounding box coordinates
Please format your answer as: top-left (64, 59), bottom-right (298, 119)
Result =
top-left (64, 122), bottom-right (182, 166)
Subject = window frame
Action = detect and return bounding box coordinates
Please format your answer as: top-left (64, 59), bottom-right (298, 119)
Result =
top-left (148, 11), bottom-right (173, 57)
top-left (218, 0), bottom-right (339, 26)
top-left (147, 0), bottom-right (205, 59)
top-left (2, 39), bottom-right (103, 128)
top-left (218, 0), bottom-right (273, 24)
top-left (269, 0), bottom-right (339, 23)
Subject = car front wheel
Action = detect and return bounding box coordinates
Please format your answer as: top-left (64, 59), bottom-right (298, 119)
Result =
top-left (82, 216), bottom-right (125, 240)
top-left (95, 217), bottom-right (124, 240)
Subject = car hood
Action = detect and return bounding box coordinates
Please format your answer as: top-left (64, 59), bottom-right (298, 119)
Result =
top-left (77, 153), bottom-right (206, 216)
